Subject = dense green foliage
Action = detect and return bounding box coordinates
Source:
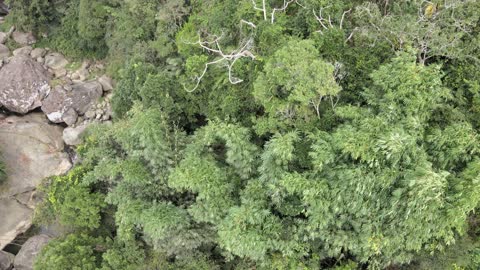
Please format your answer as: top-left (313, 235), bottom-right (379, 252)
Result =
top-left (6, 0), bottom-right (480, 269)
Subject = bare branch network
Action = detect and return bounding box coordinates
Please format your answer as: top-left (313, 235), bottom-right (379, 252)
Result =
top-left (184, 33), bottom-right (256, 92)
top-left (313, 6), bottom-right (354, 41)
top-left (183, 1), bottom-right (359, 92)
top-left (251, 0), bottom-right (305, 23)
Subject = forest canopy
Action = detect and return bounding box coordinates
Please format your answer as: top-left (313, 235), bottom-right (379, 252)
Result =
top-left (4, 0), bottom-right (480, 269)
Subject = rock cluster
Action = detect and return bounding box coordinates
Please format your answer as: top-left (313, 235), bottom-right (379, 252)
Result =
top-left (0, 31), bottom-right (116, 269)
top-left (0, 30), bottom-right (115, 146)
top-left (14, 235), bottom-right (51, 270)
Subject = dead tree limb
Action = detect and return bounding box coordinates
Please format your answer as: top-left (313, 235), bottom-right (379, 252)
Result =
top-left (183, 34), bottom-right (256, 92)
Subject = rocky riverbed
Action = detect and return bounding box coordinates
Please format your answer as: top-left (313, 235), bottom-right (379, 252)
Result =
top-left (0, 27), bottom-right (114, 270)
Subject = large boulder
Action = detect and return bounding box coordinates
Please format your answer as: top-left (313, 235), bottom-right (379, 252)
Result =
top-left (98, 75), bottom-right (114, 91)
top-left (44, 52), bottom-right (68, 70)
top-left (11, 31), bottom-right (36, 46)
top-left (14, 235), bottom-right (51, 270)
top-left (30, 48), bottom-right (46, 59)
top-left (71, 81), bottom-right (103, 114)
top-left (0, 113), bottom-right (71, 249)
top-left (12, 46), bottom-right (32, 57)
top-left (0, 55), bottom-right (50, 114)
top-left (40, 86), bottom-right (72, 123)
top-left (41, 81), bottom-right (102, 124)
top-left (0, 198), bottom-right (33, 255)
top-left (0, 43), bottom-right (8, 59)
top-left (63, 124), bottom-right (89, 146)
top-left (0, 251), bottom-right (14, 270)
top-left (0, 32), bottom-right (6, 44)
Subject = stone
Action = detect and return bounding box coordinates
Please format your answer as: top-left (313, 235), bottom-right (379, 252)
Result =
top-left (14, 235), bottom-right (51, 270)
top-left (0, 43), bottom-right (8, 59)
top-left (105, 92), bottom-right (113, 101)
top-left (63, 124), bottom-right (89, 146)
top-left (0, 114), bottom-right (71, 249)
top-left (30, 48), bottom-right (46, 59)
top-left (0, 32), bottom-right (6, 44)
top-left (75, 68), bottom-right (89, 81)
top-left (54, 68), bottom-right (67, 78)
top-left (41, 81), bottom-right (102, 124)
top-left (36, 57), bottom-right (44, 63)
top-left (76, 116), bottom-right (85, 125)
top-left (41, 86), bottom-right (71, 123)
top-left (0, 55), bottom-right (50, 114)
top-left (94, 62), bottom-right (105, 70)
top-left (0, 198), bottom-right (32, 253)
top-left (70, 81), bottom-right (103, 114)
top-left (12, 46), bottom-right (32, 57)
top-left (62, 107), bottom-right (78, 126)
top-left (84, 109), bottom-right (96, 119)
top-left (12, 31), bottom-right (36, 46)
top-left (63, 84), bottom-right (72, 91)
top-left (0, 251), bottom-right (14, 270)
top-left (63, 77), bottom-right (73, 85)
top-left (81, 60), bottom-right (91, 70)
top-left (71, 72), bottom-right (80, 80)
top-left (98, 75), bottom-right (114, 91)
top-left (44, 52), bottom-right (68, 70)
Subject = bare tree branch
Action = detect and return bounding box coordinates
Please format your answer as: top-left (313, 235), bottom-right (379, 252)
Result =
top-left (183, 34), bottom-right (256, 92)
top-left (340, 9), bottom-right (352, 29)
top-left (251, 0), bottom-right (305, 24)
top-left (271, 0), bottom-right (296, 23)
top-left (241, 19), bottom-right (257, 29)
top-left (314, 7), bottom-right (355, 42)
top-left (251, 0), bottom-right (267, 21)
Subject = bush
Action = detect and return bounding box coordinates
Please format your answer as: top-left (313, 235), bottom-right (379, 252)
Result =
top-left (5, 0), bottom-right (58, 32)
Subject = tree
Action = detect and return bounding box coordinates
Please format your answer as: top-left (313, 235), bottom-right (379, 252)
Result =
top-left (77, 0), bottom-right (108, 52)
top-left (6, 0), bottom-right (58, 32)
top-left (9, 0), bottom-right (480, 268)
top-left (253, 39), bottom-right (341, 133)
top-left (352, 0), bottom-right (480, 64)
top-left (34, 234), bottom-right (105, 270)
top-left (35, 166), bottom-right (105, 231)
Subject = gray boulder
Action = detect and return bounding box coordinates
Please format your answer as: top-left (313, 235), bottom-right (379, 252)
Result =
top-left (41, 81), bottom-right (102, 124)
top-left (62, 107), bottom-right (78, 126)
top-left (71, 81), bottom-right (103, 114)
top-left (0, 55), bottom-right (50, 114)
top-left (0, 113), bottom-right (71, 197)
top-left (0, 27), bottom-right (13, 44)
top-left (12, 46), bottom-right (32, 57)
top-left (14, 235), bottom-right (51, 270)
top-left (30, 48), bottom-right (46, 59)
top-left (44, 52), bottom-right (68, 70)
top-left (0, 251), bottom-right (14, 270)
top-left (0, 113), bottom-right (71, 250)
top-left (40, 86), bottom-right (71, 123)
top-left (98, 75), bottom-right (114, 91)
top-left (0, 43), bottom-right (8, 59)
top-left (0, 198), bottom-right (32, 255)
top-left (11, 31), bottom-right (36, 46)
top-left (0, 32), bottom-right (6, 44)
top-left (63, 124), bottom-right (89, 146)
